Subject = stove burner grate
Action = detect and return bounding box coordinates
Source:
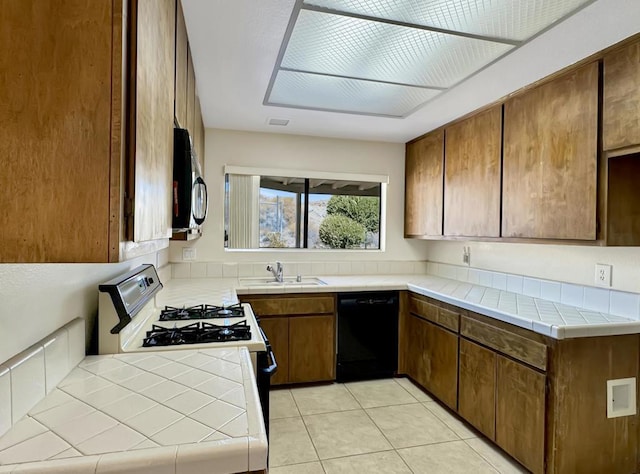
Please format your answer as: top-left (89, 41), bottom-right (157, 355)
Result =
top-left (142, 320), bottom-right (251, 347)
top-left (159, 303), bottom-right (245, 321)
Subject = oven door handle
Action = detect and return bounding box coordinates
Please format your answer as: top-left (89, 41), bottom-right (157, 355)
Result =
top-left (258, 326), bottom-right (278, 375)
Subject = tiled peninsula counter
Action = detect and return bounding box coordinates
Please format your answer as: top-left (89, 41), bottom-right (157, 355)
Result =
top-left (0, 341), bottom-right (267, 474)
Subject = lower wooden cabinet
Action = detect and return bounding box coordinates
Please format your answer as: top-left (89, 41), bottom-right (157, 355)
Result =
top-left (402, 291), bottom-right (640, 474)
top-left (289, 315), bottom-right (335, 383)
top-left (458, 338), bottom-right (496, 439)
top-left (496, 355), bottom-right (546, 474)
top-left (459, 339), bottom-right (545, 474)
top-left (240, 294), bottom-right (336, 385)
top-left (403, 311), bottom-right (458, 410)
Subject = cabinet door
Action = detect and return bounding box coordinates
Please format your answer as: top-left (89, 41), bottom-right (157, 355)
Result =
top-left (503, 62), bottom-right (598, 240)
top-left (603, 40), bottom-right (640, 151)
top-left (259, 317), bottom-right (289, 385)
top-left (404, 313), bottom-right (425, 384)
top-left (289, 315), bottom-right (336, 383)
top-left (496, 355), bottom-right (546, 474)
top-left (194, 94), bottom-right (204, 170)
top-left (419, 318), bottom-right (458, 410)
top-left (405, 131), bottom-right (444, 237)
top-left (458, 339), bottom-right (496, 439)
top-left (131, 0), bottom-right (175, 242)
top-left (444, 107), bottom-right (502, 237)
top-left (1, 0), bottom-right (115, 262)
top-left (186, 47), bottom-right (196, 134)
top-left (174, 0), bottom-right (188, 128)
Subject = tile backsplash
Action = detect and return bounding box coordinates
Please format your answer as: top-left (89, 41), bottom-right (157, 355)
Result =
top-left (0, 319), bottom-right (85, 438)
top-left (427, 262), bottom-right (640, 321)
top-left (171, 260), bottom-right (430, 280)
top-left (168, 259), bottom-right (640, 320)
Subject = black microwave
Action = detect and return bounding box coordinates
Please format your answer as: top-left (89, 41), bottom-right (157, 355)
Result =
top-left (172, 128), bottom-right (208, 232)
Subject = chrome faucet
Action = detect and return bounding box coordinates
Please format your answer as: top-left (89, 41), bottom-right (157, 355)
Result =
top-left (266, 261), bottom-right (284, 283)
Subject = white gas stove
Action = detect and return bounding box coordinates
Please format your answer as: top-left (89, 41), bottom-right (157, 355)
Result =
top-left (97, 265), bottom-right (277, 434)
top-left (97, 265), bottom-right (266, 356)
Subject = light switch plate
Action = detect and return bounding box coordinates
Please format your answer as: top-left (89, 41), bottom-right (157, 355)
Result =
top-left (182, 247), bottom-right (196, 261)
top-left (595, 263), bottom-right (612, 287)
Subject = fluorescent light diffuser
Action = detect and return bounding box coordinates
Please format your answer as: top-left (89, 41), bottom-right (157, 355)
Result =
top-left (269, 70), bottom-right (441, 117)
top-left (304, 0), bottom-right (593, 41)
top-left (265, 0), bottom-right (595, 117)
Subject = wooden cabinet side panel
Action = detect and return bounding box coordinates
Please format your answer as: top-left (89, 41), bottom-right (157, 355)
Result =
top-left (496, 356), bottom-right (545, 474)
top-left (502, 62), bottom-right (598, 240)
top-left (459, 338), bottom-right (496, 440)
top-left (133, 0), bottom-right (175, 242)
top-left (404, 131), bottom-right (444, 236)
top-left (397, 291), bottom-right (409, 374)
top-left (603, 40), bottom-right (640, 151)
top-left (0, 0), bottom-right (113, 262)
top-left (444, 106), bottom-right (502, 237)
top-left (174, 0), bottom-right (188, 128)
top-left (289, 315), bottom-right (336, 383)
top-left (547, 336), bottom-right (638, 474)
top-left (259, 317), bottom-right (289, 385)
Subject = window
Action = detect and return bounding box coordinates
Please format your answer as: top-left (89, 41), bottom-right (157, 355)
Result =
top-left (224, 167), bottom-right (386, 250)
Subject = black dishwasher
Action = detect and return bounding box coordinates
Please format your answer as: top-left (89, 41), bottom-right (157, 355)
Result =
top-left (337, 291), bottom-right (399, 382)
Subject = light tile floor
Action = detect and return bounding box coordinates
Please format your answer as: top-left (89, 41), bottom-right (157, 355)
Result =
top-left (268, 378), bottom-right (528, 474)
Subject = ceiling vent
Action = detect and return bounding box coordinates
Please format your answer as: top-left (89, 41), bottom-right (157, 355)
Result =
top-left (268, 118), bottom-right (290, 126)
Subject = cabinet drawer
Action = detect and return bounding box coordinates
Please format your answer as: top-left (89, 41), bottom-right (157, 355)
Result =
top-left (461, 316), bottom-right (547, 371)
top-left (409, 295), bottom-right (459, 332)
top-left (246, 296), bottom-right (335, 317)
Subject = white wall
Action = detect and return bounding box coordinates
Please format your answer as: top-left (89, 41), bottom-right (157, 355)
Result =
top-left (427, 241), bottom-right (640, 294)
top-left (169, 129), bottom-right (430, 263)
top-left (0, 249), bottom-right (169, 364)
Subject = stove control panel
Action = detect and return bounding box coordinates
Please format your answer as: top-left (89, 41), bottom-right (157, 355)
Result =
top-left (99, 264), bottom-right (163, 334)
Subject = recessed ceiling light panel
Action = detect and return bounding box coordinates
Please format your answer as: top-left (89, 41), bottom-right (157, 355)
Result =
top-left (282, 10), bottom-right (513, 88)
top-left (269, 70), bottom-right (441, 117)
top-left (265, 0), bottom-right (595, 117)
top-left (304, 0), bottom-right (594, 41)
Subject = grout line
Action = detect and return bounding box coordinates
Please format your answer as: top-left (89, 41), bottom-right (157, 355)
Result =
top-left (288, 387), bottom-right (324, 470)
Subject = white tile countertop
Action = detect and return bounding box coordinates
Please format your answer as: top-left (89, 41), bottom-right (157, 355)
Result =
top-left (0, 347), bottom-right (267, 474)
top-left (165, 272), bottom-right (640, 340)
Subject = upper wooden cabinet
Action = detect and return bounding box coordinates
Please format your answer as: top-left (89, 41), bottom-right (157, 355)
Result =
top-left (0, 0), bottom-right (178, 262)
top-left (174, 0), bottom-right (188, 128)
top-left (0, 1), bottom-right (119, 262)
top-left (128, 0), bottom-right (175, 243)
top-left (502, 63), bottom-right (598, 240)
top-left (603, 40), bottom-right (640, 151)
top-left (444, 106), bottom-right (502, 237)
top-left (404, 131), bottom-right (444, 237)
top-left (174, 5), bottom-right (205, 171)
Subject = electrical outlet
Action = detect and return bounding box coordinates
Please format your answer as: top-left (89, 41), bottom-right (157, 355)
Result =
top-left (462, 246), bottom-right (470, 266)
top-left (182, 247), bottom-right (196, 261)
top-left (595, 263), bottom-right (612, 287)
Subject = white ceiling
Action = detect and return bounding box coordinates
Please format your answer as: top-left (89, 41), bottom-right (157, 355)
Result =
top-left (182, 0), bottom-right (640, 143)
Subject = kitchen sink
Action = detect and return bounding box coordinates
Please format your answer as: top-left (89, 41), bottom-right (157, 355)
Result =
top-left (238, 276), bottom-right (327, 287)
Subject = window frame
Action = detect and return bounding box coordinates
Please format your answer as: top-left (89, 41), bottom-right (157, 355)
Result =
top-left (224, 165), bottom-right (388, 252)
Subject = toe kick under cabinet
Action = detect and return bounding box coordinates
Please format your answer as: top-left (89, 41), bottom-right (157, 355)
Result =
top-left (240, 294), bottom-right (336, 385)
top-left (399, 291), bottom-right (639, 474)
